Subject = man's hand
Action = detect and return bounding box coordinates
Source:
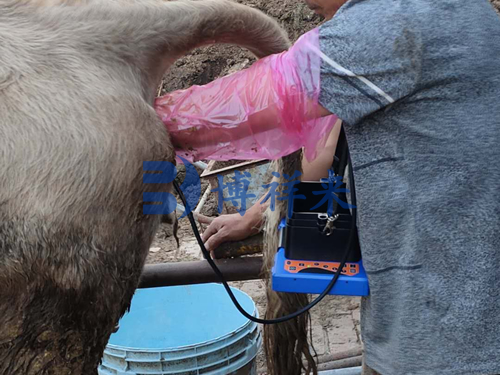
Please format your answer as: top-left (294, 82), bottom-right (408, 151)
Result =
top-left (198, 211), bottom-right (262, 252)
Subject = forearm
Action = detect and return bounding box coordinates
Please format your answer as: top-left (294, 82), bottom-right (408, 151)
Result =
top-left (156, 76), bottom-right (283, 151)
top-left (239, 193), bottom-right (270, 232)
top-left (240, 130), bottom-right (340, 229)
top-left (301, 119), bottom-right (342, 180)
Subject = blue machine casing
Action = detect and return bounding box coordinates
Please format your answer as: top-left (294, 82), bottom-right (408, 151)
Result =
top-left (272, 248), bottom-right (369, 296)
top-left (272, 218), bottom-right (370, 297)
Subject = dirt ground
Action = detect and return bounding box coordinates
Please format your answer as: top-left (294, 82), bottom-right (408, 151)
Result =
top-left (158, 0), bottom-right (323, 95)
top-left (146, 0), bottom-right (361, 373)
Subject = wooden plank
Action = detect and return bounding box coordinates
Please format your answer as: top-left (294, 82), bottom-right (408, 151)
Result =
top-left (212, 233), bottom-right (263, 259)
top-left (200, 159), bottom-right (269, 179)
top-left (199, 160), bottom-right (217, 177)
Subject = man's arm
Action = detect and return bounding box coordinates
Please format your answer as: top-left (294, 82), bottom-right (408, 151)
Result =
top-left (199, 193), bottom-right (269, 252)
top-left (155, 28), bottom-right (336, 162)
top-left (301, 118), bottom-right (341, 180)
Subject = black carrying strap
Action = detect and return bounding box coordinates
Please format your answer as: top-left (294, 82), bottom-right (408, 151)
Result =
top-left (332, 125), bottom-right (349, 180)
top-left (330, 125), bottom-right (355, 218)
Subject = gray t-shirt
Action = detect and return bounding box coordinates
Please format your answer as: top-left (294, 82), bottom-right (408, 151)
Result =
top-left (318, 1), bottom-right (500, 374)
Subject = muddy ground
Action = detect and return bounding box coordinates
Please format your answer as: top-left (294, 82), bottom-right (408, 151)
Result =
top-left (146, 0), bottom-right (362, 373)
top-left (158, 0), bottom-right (323, 95)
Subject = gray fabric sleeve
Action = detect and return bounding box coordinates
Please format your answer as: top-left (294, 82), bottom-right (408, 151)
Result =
top-left (318, 2), bottom-right (423, 126)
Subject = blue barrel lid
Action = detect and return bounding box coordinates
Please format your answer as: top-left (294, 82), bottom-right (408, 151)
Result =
top-left (107, 283), bottom-right (256, 350)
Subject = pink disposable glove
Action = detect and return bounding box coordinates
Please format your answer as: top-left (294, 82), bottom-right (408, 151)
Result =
top-left (155, 28), bottom-right (337, 162)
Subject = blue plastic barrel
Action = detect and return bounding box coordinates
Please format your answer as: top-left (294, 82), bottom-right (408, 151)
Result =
top-left (98, 284), bottom-right (261, 375)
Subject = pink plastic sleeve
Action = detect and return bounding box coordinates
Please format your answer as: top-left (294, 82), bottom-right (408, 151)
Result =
top-left (155, 28), bottom-right (338, 162)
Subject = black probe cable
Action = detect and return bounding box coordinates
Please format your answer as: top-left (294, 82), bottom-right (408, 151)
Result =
top-left (173, 154), bottom-right (357, 324)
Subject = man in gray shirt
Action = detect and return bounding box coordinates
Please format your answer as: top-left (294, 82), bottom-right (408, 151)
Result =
top-left (162, 0), bottom-right (500, 373)
top-left (317, 1), bottom-right (500, 374)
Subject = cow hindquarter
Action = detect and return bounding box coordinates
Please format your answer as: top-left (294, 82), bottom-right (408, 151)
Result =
top-left (0, 0), bottom-right (290, 373)
top-left (0, 7), bottom-right (173, 375)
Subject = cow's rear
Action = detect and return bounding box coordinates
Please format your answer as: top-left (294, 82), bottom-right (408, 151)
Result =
top-left (0, 1), bottom-right (289, 373)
